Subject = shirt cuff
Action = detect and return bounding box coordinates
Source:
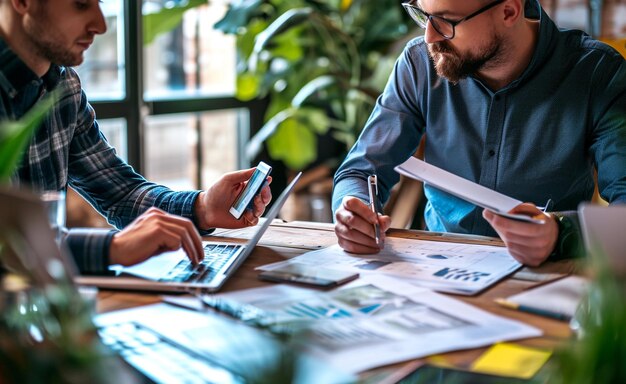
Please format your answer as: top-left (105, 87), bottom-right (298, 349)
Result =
top-left (65, 228), bottom-right (117, 275)
top-left (183, 190), bottom-right (215, 236)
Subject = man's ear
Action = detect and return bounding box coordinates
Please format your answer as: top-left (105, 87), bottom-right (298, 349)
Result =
top-left (10, 0), bottom-right (33, 15)
top-left (501, 0), bottom-right (523, 27)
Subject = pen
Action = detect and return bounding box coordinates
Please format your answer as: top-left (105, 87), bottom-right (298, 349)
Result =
top-left (368, 175), bottom-right (382, 247)
top-left (530, 198), bottom-right (554, 222)
top-left (541, 198), bottom-right (553, 213)
top-left (495, 298), bottom-right (571, 322)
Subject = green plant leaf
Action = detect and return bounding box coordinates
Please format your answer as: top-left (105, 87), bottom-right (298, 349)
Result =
top-left (214, 0), bottom-right (264, 34)
top-left (267, 119), bottom-right (317, 170)
top-left (0, 93), bottom-right (57, 183)
top-left (297, 107), bottom-right (330, 135)
top-left (237, 19), bottom-right (269, 60)
top-left (236, 72), bottom-right (262, 101)
top-left (249, 8), bottom-right (313, 71)
top-left (246, 108), bottom-right (296, 160)
top-left (143, 0), bottom-right (207, 46)
top-left (292, 75), bottom-right (336, 107)
top-left (268, 26), bottom-right (305, 61)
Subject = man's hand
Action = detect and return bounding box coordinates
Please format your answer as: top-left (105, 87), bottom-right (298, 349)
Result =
top-left (109, 208), bottom-right (204, 266)
top-left (483, 203), bottom-right (559, 266)
top-left (334, 196), bottom-right (391, 254)
top-left (195, 168), bottom-right (272, 230)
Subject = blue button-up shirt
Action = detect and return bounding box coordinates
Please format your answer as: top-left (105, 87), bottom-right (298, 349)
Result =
top-left (1, 38), bottom-right (202, 274)
top-left (333, 0), bottom-right (626, 240)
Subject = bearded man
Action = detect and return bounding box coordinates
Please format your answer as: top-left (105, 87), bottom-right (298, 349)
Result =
top-left (332, 0), bottom-right (626, 266)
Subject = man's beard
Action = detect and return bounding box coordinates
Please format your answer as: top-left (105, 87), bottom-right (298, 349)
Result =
top-left (427, 33), bottom-right (505, 84)
top-left (24, 7), bottom-right (85, 67)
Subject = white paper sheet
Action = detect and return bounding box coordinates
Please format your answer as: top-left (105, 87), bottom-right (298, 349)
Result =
top-left (259, 237), bottom-right (521, 295)
top-left (507, 275), bottom-right (589, 319)
top-left (394, 157), bottom-right (545, 223)
top-left (211, 276), bottom-right (541, 373)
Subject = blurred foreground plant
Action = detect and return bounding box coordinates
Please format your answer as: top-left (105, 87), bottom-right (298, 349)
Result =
top-left (548, 252), bottom-right (626, 384)
top-left (0, 94), bottom-right (127, 383)
top-left (0, 275), bottom-right (114, 383)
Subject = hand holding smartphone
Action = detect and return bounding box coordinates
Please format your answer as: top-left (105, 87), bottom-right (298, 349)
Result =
top-left (229, 161), bottom-right (272, 220)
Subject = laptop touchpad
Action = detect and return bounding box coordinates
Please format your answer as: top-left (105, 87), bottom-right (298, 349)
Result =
top-left (120, 250), bottom-right (186, 281)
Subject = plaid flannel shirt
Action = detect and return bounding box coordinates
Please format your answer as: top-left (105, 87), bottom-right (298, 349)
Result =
top-left (1, 38), bottom-right (203, 274)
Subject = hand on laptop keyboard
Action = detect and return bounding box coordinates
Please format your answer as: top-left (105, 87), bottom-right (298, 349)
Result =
top-left (110, 207), bottom-right (204, 266)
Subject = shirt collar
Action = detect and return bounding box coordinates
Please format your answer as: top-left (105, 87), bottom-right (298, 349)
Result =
top-left (0, 37), bottom-right (62, 98)
top-left (504, 0), bottom-right (559, 90)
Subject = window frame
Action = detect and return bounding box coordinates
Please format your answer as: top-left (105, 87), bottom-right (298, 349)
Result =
top-left (90, 2), bottom-right (264, 188)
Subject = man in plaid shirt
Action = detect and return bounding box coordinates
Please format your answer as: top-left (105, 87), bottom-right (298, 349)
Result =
top-left (0, 0), bottom-right (272, 274)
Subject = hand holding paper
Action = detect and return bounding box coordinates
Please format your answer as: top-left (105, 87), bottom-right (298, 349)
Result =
top-left (394, 157), bottom-right (546, 224)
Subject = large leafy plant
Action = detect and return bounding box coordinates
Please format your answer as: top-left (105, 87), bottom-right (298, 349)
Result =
top-left (215, 0), bottom-right (413, 170)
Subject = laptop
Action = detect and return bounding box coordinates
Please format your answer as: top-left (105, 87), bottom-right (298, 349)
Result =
top-left (578, 203), bottom-right (626, 272)
top-left (75, 172), bottom-right (302, 293)
top-left (578, 203), bottom-right (626, 273)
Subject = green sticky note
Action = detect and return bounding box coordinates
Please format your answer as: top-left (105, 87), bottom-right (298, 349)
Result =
top-left (471, 343), bottom-right (552, 379)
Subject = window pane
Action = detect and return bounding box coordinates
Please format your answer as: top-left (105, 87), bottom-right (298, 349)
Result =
top-left (199, 110), bottom-right (244, 190)
top-left (144, 110), bottom-right (243, 190)
top-left (98, 118), bottom-right (128, 161)
top-left (75, 1), bottom-right (125, 100)
top-left (143, 1), bottom-right (236, 99)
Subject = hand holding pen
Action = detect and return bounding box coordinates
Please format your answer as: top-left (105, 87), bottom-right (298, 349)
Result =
top-left (333, 176), bottom-right (391, 254)
top-left (368, 175), bottom-right (383, 248)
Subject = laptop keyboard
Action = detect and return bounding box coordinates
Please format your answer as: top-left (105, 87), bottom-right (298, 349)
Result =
top-left (99, 321), bottom-right (242, 384)
top-left (162, 244), bottom-right (242, 284)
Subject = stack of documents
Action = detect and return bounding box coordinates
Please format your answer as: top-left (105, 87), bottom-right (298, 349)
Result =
top-left (205, 276), bottom-right (541, 373)
top-left (258, 236), bottom-right (521, 295)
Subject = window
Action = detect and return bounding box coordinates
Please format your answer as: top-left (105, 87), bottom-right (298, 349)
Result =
top-left (76, 1), bottom-right (263, 190)
top-left (75, 1), bottom-right (125, 100)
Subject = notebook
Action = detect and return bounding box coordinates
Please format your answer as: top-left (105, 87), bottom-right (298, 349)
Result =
top-left (75, 172), bottom-right (302, 293)
top-left (578, 203), bottom-right (626, 272)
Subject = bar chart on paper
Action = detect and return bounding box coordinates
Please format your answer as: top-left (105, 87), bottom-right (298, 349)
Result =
top-left (258, 237), bottom-right (521, 295)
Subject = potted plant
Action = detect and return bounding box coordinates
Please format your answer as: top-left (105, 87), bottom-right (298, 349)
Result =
top-left (214, 0), bottom-right (414, 171)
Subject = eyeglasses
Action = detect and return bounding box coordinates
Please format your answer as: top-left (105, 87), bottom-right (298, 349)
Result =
top-left (402, 0), bottom-right (506, 40)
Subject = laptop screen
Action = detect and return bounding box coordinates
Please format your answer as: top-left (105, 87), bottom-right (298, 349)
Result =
top-left (578, 203), bottom-right (626, 272)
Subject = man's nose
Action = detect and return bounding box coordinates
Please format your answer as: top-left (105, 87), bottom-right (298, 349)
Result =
top-left (423, 20), bottom-right (446, 44)
top-left (88, 5), bottom-right (108, 35)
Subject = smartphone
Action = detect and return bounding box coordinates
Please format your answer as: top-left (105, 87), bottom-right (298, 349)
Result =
top-left (229, 161), bottom-right (272, 220)
top-left (258, 264), bottom-right (359, 288)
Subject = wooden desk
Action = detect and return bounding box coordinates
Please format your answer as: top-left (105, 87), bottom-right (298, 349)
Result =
top-left (96, 221), bottom-right (578, 381)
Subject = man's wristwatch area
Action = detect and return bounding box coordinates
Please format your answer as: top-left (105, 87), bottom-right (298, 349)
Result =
top-left (549, 212), bottom-right (585, 260)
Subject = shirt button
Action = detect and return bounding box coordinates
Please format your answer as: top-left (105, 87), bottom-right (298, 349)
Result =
top-left (488, 149), bottom-right (496, 157)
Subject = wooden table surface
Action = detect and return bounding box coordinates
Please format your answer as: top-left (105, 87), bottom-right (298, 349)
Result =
top-left (95, 221), bottom-right (580, 382)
